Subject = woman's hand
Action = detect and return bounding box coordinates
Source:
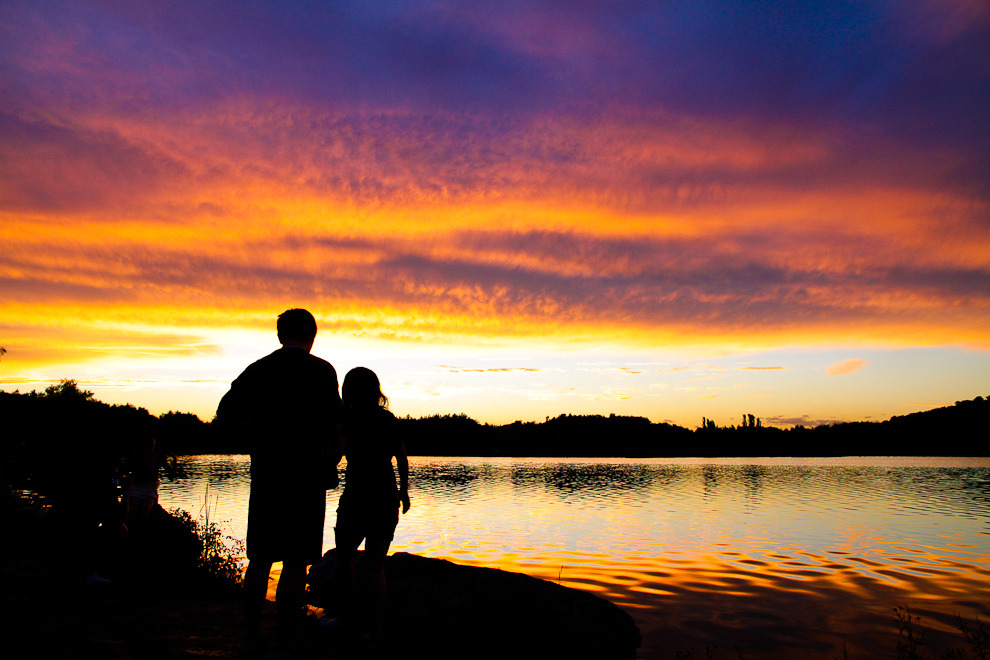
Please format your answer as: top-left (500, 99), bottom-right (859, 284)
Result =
top-left (399, 488), bottom-right (411, 513)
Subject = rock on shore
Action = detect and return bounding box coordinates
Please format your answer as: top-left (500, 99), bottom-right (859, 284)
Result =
top-left (308, 550), bottom-right (641, 659)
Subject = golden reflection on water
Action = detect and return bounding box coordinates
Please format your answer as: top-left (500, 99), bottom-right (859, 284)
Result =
top-left (159, 456), bottom-right (990, 660)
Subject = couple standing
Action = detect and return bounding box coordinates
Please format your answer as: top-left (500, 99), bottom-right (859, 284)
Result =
top-left (217, 308), bottom-right (410, 655)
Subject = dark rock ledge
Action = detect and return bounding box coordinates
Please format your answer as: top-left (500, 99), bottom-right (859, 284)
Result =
top-left (308, 550), bottom-right (641, 659)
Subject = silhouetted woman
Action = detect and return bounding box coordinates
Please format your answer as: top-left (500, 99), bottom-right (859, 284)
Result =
top-left (332, 367), bottom-right (410, 642)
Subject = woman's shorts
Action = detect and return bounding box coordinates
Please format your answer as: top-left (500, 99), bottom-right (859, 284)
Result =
top-left (334, 494), bottom-right (399, 552)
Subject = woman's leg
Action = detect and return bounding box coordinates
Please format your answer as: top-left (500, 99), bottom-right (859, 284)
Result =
top-left (333, 525), bottom-right (359, 623)
top-left (363, 531), bottom-right (394, 637)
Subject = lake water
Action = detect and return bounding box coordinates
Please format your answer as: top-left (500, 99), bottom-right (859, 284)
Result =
top-left (159, 456), bottom-right (990, 659)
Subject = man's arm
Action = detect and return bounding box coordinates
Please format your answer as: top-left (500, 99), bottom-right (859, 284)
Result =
top-left (324, 363), bottom-right (344, 489)
top-left (214, 379), bottom-right (252, 446)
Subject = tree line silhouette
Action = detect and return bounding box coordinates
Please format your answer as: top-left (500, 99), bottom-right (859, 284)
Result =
top-left (2, 380), bottom-right (985, 468)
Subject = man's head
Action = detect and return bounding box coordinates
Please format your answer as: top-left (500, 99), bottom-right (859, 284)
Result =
top-left (277, 308), bottom-right (317, 349)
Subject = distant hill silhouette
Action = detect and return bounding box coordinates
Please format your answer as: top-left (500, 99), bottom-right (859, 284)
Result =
top-left (807, 395), bottom-right (987, 457)
top-left (397, 412), bottom-right (693, 457)
top-left (397, 397), bottom-right (987, 457)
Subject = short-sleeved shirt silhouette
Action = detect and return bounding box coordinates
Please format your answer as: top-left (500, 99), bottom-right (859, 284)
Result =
top-left (217, 346), bottom-right (342, 563)
top-left (335, 406), bottom-right (402, 547)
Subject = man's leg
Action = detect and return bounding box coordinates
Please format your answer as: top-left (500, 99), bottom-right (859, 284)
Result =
top-left (244, 558), bottom-right (273, 648)
top-left (275, 560), bottom-right (308, 650)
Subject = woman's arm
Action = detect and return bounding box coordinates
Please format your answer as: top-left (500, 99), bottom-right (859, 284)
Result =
top-left (327, 423), bottom-right (343, 490)
top-left (396, 441), bottom-right (410, 513)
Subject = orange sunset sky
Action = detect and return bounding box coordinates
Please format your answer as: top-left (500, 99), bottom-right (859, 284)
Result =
top-left (2, 1), bottom-right (988, 429)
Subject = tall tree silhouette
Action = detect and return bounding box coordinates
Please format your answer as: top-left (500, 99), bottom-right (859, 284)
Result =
top-left (44, 379), bottom-right (95, 401)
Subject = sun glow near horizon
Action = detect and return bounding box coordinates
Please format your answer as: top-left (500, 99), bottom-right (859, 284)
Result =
top-left (2, 314), bottom-right (987, 430)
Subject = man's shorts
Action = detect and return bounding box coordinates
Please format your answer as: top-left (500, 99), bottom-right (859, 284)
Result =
top-left (246, 484), bottom-right (326, 563)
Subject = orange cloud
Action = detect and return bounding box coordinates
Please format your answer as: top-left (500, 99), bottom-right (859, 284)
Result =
top-left (825, 359), bottom-right (869, 377)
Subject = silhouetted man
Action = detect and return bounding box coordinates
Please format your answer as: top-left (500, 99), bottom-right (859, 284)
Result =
top-left (217, 308), bottom-right (342, 656)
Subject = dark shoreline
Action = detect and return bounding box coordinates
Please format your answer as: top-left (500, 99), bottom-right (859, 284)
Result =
top-left (176, 447), bottom-right (990, 461)
top-left (2, 508), bottom-right (639, 660)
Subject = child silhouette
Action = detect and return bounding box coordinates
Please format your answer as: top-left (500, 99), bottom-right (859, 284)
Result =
top-left (332, 367), bottom-right (410, 643)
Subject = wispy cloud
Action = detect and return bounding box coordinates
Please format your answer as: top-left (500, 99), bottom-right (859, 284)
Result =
top-left (825, 359), bottom-right (869, 377)
top-left (5, 223), bottom-right (987, 350)
top-left (439, 365), bottom-right (540, 374)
